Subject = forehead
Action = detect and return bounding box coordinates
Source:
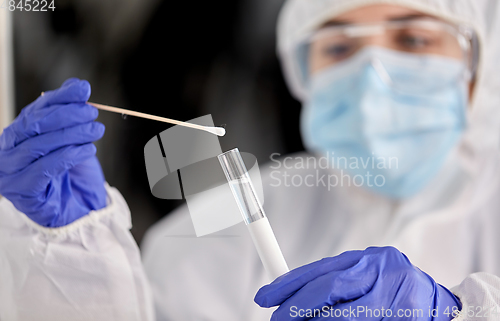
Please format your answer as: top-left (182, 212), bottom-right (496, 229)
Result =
top-left (325, 4), bottom-right (430, 25)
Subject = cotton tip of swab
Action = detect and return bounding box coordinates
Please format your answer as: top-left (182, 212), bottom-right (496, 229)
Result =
top-left (214, 127), bottom-right (226, 136)
top-left (205, 126), bottom-right (226, 137)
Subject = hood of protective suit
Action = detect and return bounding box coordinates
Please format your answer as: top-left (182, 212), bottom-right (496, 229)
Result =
top-left (277, 0), bottom-right (500, 152)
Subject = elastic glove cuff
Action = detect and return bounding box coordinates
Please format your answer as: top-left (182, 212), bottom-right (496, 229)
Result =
top-left (13, 183), bottom-right (131, 236)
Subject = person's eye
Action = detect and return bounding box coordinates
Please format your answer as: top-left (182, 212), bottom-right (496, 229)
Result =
top-left (397, 34), bottom-right (432, 49)
top-left (323, 44), bottom-right (353, 59)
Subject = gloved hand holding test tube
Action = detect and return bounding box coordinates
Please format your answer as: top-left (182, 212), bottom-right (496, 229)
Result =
top-left (218, 148), bottom-right (289, 279)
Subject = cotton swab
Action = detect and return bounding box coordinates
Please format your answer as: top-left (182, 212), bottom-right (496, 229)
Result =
top-left (41, 91), bottom-right (226, 137)
top-left (88, 102), bottom-right (226, 137)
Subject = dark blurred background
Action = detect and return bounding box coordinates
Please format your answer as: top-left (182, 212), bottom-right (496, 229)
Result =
top-left (13, 0), bottom-right (303, 244)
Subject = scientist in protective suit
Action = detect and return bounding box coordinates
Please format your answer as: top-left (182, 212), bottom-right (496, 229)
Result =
top-left (2, 0), bottom-right (500, 320)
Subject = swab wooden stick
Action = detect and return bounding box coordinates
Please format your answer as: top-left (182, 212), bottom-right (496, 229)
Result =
top-left (40, 92), bottom-right (225, 136)
top-left (88, 102), bottom-right (226, 136)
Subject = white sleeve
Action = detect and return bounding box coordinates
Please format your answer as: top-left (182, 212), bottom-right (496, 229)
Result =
top-left (0, 185), bottom-right (155, 321)
top-left (452, 272), bottom-right (500, 320)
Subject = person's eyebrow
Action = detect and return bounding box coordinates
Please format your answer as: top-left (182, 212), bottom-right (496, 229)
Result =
top-left (388, 13), bottom-right (431, 22)
top-left (321, 20), bottom-right (351, 27)
top-left (321, 13), bottom-right (432, 28)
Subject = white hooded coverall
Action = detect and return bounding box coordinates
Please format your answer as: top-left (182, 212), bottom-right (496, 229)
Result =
top-left (2, 0), bottom-right (500, 320)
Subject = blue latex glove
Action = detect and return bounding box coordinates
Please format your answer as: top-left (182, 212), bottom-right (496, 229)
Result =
top-left (255, 247), bottom-right (461, 321)
top-left (0, 78), bottom-right (107, 227)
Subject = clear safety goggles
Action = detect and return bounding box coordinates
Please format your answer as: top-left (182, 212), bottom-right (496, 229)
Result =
top-left (295, 18), bottom-right (479, 86)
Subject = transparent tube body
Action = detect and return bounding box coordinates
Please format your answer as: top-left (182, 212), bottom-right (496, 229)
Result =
top-left (218, 148), bottom-right (289, 279)
top-left (218, 149), bottom-right (266, 224)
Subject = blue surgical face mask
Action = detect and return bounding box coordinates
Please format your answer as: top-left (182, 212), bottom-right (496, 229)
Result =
top-left (301, 47), bottom-right (468, 199)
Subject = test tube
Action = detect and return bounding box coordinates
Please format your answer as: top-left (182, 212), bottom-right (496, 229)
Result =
top-left (218, 148), bottom-right (289, 279)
